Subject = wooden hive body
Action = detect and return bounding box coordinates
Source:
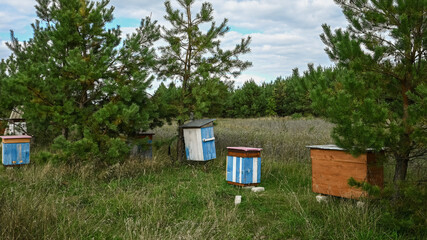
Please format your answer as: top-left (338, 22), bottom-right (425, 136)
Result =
top-left (1, 135), bottom-right (32, 166)
top-left (182, 119), bottom-right (216, 161)
top-left (308, 145), bottom-right (383, 199)
top-left (130, 133), bottom-right (154, 159)
top-left (226, 147), bottom-right (262, 186)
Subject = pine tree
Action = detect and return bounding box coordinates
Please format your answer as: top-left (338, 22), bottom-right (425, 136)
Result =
top-left (315, 0), bottom-right (426, 184)
top-left (6, 0), bottom-right (160, 163)
top-left (158, 0), bottom-right (252, 162)
top-left (0, 57), bottom-right (19, 118)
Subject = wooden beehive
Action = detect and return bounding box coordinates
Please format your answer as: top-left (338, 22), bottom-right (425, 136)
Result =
top-left (307, 145), bottom-right (384, 199)
top-left (130, 132), bottom-right (154, 159)
top-left (5, 107), bottom-right (27, 135)
top-left (226, 147), bottom-right (262, 186)
top-left (1, 135), bottom-right (32, 166)
top-left (181, 119), bottom-right (216, 161)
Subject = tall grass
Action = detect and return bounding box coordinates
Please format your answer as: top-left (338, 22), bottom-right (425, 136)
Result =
top-left (0, 118), bottom-right (423, 239)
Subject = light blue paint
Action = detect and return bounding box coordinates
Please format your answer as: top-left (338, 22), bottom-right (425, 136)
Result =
top-left (2, 142), bottom-right (30, 166)
top-left (226, 156), bottom-right (233, 181)
top-left (185, 147), bottom-right (190, 160)
top-left (226, 155), bottom-right (262, 184)
top-left (243, 157), bottom-right (254, 184)
top-left (235, 157), bottom-right (241, 182)
top-left (201, 127), bottom-right (216, 161)
top-left (145, 139), bottom-right (153, 159)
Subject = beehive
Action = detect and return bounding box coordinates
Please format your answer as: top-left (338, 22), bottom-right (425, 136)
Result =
top-left (226, 147), bottom-right (262, 186)
top-left (307, 145), bottom-right (384, 199)
top-left (1, 135), bottom-right (32, 166)
top-left (130, 132), bottom-right (154, 159)
top-left (181, 119), bottom-right (216, 161)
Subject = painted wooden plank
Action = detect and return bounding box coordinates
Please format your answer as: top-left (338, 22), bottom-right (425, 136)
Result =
top-left (312, 159), bottom-right (368, 183)
top-left (226, 156), bottom-right (234, 181)
top-left (252, 157), bottom-right (258, 183)
top-left (2, 142), bottom-right (30, 165)
top-left (238, 156), bottom-right (242, 183)
top-left (226, 155), bottom-right (261, 185)
top-left (201, 126), bottom-right (216, 161)
top-left (232, 156), bottom-right (237, 182)
top-left (1, 138), bottom-right (31, 144)
top-left (243, 157), bottom-right (253, 184)
top-left (227, 147), bottom-right (263, 152)
top-left (312, 183), bottom-right (364, 199)
top-left (310, 149), bottom-right (367, 163)
top-left (183, 128), bottom-right (203, 161)
top-left (0, 135), bottom-right (32, 139)
top-left (228, 151), bottom-right (261, 158)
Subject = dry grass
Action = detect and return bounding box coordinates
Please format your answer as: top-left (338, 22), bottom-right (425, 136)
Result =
top-left (0, 118), bottom-right (422, 239)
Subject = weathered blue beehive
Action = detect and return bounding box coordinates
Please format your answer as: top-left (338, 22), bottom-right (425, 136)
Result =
top-left (1, 135), bottom-right (32, 166)
top-left (226, 147), bottom-right (262, 186)
top-left (130, 132), bottom-right (154, 159)
top-left (181, 119), bottom-right (216, 161)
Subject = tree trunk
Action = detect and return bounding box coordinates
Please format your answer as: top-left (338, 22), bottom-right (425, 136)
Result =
top-left (177, 119), bottom-right (185, 162)
top-left (392, 151), bottom-right (410, 200)
top-left (393, 154), bottom-right (409, 182)
top-left (62, 127), bottom-right (69, 140)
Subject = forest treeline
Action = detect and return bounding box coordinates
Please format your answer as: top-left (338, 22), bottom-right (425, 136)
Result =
top-left (153, 64), bottom-right (332, 119)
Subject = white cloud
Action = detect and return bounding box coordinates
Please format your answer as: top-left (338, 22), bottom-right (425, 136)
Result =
top-left (0, 0), bottom-right (348, 86)
top-left (0, 41), bottom-right (11, 59)
top-left (233, 73), bottom-right (266, 87)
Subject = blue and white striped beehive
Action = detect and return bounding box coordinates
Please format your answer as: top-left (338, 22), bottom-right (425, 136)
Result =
top-left (181, 119), bottom-right (216, 161)
top-left (226, 147), bottom-right (262, 186)
top-left (1, 135), bottom-right (32, 166)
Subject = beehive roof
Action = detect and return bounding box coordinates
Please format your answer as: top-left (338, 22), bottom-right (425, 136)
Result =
top-left (180, 119), bottom-right (216, 128)
top-left (9, 107), bottom-right (24, 120)
top-left (306, 144), bottom-right (377, 152)
top-left (227, 147), bottom-right (263, 152)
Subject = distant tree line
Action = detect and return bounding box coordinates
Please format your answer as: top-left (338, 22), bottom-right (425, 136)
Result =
top-left (153, 64), bottom-right (336, 119)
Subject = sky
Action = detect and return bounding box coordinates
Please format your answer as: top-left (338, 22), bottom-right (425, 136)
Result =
top-left (0, 0), bottom-right (347, 91)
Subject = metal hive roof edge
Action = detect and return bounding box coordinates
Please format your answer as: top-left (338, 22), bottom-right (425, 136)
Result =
top-left (306, 144), bottom-right (379, 152)
top-left (180, 119), bottom-right (216, 128)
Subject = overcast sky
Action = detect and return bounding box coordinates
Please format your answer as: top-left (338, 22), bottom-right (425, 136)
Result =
top-left (0, 0), bottom-right (347, 90)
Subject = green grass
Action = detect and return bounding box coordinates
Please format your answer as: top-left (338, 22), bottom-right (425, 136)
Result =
top-left (0, 118), bottom-right (423, 239)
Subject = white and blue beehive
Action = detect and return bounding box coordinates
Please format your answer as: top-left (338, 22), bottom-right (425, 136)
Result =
top-left (1, 135), bottom-right (32, 166)
top-left (181, 119), bottom-right (216, 161)
top-left (130, 132), bottom-right (155, 159)
top-left (226, 147), bottom-right (262, 186)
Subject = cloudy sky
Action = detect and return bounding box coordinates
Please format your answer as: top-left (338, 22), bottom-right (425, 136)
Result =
top-left (0, 0), bottom-right (347, 90)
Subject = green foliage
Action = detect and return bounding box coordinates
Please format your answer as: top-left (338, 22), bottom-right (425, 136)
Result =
top-left (379, 183), bottom-right (427, 236)
top-left (50, 134), bottom-right (130, 165)
top-left (228, 79), bottom-right (267, 117)
top-left (314, 0), bottom-right (427, 180)
top-left (158, 0), bottom-right (252, 121)
top-left (4, 0), bottom-right (161, 162)
top-left (152, 82), bottom-right (181, 125)
top-left (348, 177), bottom-right (381, 197)
top-left (0, 58), bottom-right (19, 118)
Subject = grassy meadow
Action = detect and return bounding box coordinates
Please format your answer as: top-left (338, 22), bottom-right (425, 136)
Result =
top-left (0, 118), bottom-right (424, 239)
